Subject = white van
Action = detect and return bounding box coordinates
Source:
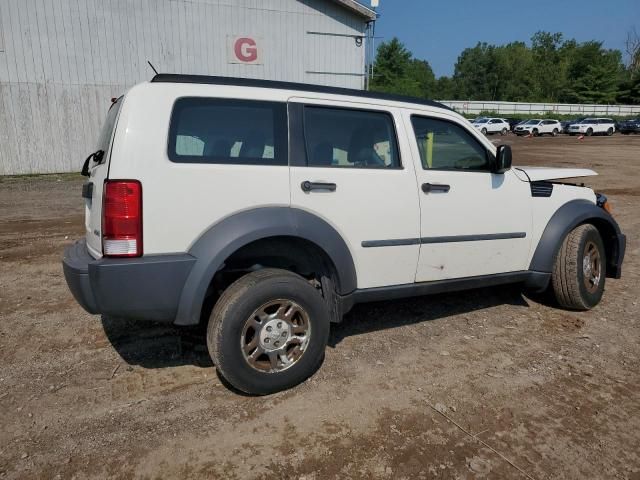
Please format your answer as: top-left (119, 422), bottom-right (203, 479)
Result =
top-left (63, 74), bottom-right (626, 394)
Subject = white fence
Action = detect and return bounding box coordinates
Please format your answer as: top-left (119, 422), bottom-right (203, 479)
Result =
top-left (439, 100), bottom-right (640, 116)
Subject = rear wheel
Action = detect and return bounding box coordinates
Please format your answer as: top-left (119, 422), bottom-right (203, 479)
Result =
top-left (586, 128), bottom-right (593, 136)
top-left (552, 128), bottom-right (559, 137)
top-left (501, 127), bottom-right (508, 135)
top-left (607, 127), bottom-right (614, 136)
top-left (551, 224), bottom-right (606, 310)
top-left (207, 268), bottom-right (330, 394)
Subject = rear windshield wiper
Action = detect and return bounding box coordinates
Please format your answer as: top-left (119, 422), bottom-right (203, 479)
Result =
top-left (81, 150), bottom-right (105, 177)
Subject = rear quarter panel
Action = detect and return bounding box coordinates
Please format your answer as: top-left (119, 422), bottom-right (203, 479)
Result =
top-left (108, 83), bottom-right (291, 255)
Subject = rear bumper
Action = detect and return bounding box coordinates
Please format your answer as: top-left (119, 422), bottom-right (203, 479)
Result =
top-left (63, 239), bottom-right (196, 322)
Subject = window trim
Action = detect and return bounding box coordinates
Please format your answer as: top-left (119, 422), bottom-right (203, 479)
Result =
top-left (167, 96), bottom-right (289, 166)
top-left (299, 103), bottom-right (404, 170)
top-left (410, 114), bottom-right (496, 173)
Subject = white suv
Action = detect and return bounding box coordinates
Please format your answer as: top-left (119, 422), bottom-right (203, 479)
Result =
top-left (63, 75), bottom-right (626, 394)
top-left (514, 119), bottom-right (562, 137)
top-left (568, 118), bottom-right (616, 136)
top-left (471, 117), bottom-right (510, 135)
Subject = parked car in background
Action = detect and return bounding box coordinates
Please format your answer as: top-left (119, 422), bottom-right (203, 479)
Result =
top-left (506, 118), bottom-right (524, 131)
top-left (514, 119), bottom-right (562, 136)
top-left (619, 118), bottom-right (640, 134)
top-left (561, 118), bottom-right (586, 134)
top-left (472, 117), bottom-right (510, 135)
top-left (568, 118), bottom-right (615, 136)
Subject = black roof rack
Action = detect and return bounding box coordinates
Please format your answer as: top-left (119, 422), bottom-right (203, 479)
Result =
top-left (151, 74), bottom-right (451, 111)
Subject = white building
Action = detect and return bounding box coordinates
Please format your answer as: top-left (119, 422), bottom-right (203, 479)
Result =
top-left (0, 0), bottom-right (376, 174)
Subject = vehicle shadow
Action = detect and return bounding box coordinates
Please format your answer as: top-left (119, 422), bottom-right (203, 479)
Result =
top-left (100, 316), bottom-right (213, 369)
top-left (329, 284), bottom-right (531, 348)
top-left (100, 284), bottom-right (532, 368)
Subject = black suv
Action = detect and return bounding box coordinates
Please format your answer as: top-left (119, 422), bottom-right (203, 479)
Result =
top-left (619, 119), bottom-right (640, 134)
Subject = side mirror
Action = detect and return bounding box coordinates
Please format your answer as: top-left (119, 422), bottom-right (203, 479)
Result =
top-left (495, 145), bottom-right (512, 173)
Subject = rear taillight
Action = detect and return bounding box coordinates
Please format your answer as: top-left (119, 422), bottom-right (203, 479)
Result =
top-left (102, 180), bottom-right (142, 257)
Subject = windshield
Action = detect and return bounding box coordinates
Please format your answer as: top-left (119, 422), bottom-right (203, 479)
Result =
top-left (474, 118), bottom-right (488, 124)
top-left (582, 119), bottom-right (597, 124)
top-left (524, 120), bottom-right (540, 125)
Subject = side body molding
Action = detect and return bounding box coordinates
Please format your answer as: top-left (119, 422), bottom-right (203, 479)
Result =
top-left (174, 207), bottom-right (357, 325)
top-left (529, 199), bottom-right (625, 278)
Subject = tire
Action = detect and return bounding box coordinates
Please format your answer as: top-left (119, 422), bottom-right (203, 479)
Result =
top-left (207, 268), bottom-right (330, 394)
top-left (501, 127), bottom-right (508, 135)
top-left (552, 128), bottom-right (559, 137)
top-left (551, 224), bottom-right (606, 310)
top-left (586, 128), bottom-right (593, 136)
top-left (607, 127), bottom-right (613, 136)
top-left (481, 127), bottom-right (487, 135)
top-left (533, 128), bottom-right (539, 137)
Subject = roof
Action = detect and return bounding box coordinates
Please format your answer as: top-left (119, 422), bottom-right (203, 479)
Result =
top-left (330, 0), bottom-right (377, 21)
top-left (150, 74), bottom-right (449, 111)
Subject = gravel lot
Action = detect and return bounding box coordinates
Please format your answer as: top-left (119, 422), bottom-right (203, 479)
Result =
top-left (1, 134), bottom-right (639, 479)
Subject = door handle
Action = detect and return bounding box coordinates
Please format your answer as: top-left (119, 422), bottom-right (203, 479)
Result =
top-left (422, 183), bottom-right (450, 194)
top-left (301, 181), bottom-right (337, 192)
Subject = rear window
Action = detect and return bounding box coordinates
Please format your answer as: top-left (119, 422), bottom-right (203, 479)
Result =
top-left (96, 97), bottom-right (123, 152)
top-left (168, 97), bottom-right (288, 165)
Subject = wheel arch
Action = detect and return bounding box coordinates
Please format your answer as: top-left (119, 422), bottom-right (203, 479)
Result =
top-left (529, 199), bottom-right (624, 279)
top-left (174, 207), bottom-right (357, 325)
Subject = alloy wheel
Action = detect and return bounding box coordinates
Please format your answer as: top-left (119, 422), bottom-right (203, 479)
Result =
top-left (241, 299), bottom-right (311, 373)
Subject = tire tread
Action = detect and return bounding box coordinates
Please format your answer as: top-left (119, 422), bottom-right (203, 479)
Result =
top-left (552, 224), bottom-right (598, 310)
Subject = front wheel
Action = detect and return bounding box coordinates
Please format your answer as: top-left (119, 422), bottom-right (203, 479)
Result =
top-left (551, 224), bottom-right (606, 310)
top-left (207, 269), bottom-right (330, 394)
top-left (533, 128), bottom-right (539, 137)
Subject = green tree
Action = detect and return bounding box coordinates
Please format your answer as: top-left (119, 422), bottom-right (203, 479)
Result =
top-left (452, 42), bottom-right (497, 100)
top-left (531, 32), bottom-right (569, 102)
top-left (563, 42), bottom-right (623, 103)
top-left (370, 38), bottom-right (436, 98)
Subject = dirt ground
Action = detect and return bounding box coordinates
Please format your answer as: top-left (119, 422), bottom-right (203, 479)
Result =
top-left (1, 134), bottom-right (639, 480)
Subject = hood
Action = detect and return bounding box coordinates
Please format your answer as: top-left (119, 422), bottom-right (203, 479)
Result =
top-left (514, 166), bottom-right (598, 182)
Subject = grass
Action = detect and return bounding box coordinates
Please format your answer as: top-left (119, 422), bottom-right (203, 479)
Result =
top-left (0, 172), bottom-right (83, 183)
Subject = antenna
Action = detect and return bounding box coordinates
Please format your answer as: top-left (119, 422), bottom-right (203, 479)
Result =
top-left (147, 60), bottom-right (159, 76)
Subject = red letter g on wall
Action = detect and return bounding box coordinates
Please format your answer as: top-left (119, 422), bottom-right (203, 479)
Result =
top-left (234, 37), bottom-right (258, 63)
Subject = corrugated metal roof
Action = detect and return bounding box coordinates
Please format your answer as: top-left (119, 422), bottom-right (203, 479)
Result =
top-left (330, 0), bottom-right (377, 21)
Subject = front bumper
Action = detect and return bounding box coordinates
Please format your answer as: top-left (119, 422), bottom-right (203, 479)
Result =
top-left (63, 239), bottom-right (196, 322)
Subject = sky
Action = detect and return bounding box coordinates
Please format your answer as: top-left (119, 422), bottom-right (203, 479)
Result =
top-left (370, 0), bottom-right (640, 77)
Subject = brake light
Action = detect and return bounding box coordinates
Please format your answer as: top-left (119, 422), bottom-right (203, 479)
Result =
top-left (102, 180), bottom-right (142, 257)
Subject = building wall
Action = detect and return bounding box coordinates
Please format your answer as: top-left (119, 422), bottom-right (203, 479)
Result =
top-left (0, 0), bottom-right (367, 175)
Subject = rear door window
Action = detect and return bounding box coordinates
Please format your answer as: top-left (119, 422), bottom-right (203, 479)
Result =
top-left (168, 98), bottom-right (288, 165)
top-left (303, 106), bottom-right (400, 168)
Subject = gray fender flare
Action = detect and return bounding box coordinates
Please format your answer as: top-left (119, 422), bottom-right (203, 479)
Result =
top-left (174, 207), bottom-right (357, 325)
top-left (529, 199), bottom-right (624, 275)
